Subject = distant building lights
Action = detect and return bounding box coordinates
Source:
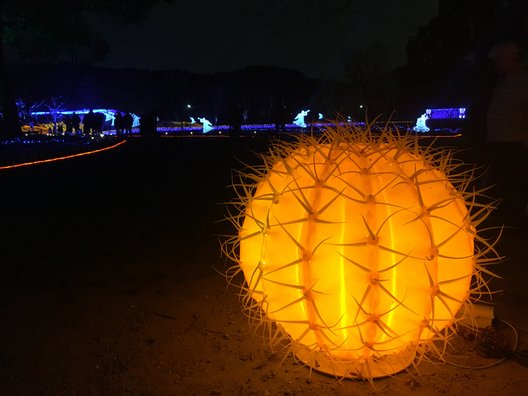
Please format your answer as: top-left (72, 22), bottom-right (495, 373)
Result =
top-left (425, 107), bottom-right (467, 120)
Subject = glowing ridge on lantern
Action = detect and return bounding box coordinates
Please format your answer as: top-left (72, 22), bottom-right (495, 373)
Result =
top-left (293, 109), bottom-right (310, 128)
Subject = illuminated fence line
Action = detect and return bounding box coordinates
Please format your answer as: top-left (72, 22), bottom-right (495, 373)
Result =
top-left (0, 139), bottom-right (127, 171)
top-left (152, 121), bottom-right (461, 136)
top-left (154, 121), bottom-right (415, 133)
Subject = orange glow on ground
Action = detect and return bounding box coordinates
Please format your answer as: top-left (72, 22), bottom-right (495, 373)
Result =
top-left (0, 139), bottom-right (127, 171)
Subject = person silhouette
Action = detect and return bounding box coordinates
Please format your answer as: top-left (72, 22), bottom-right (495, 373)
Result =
top-left (93, 111), bottom-right (105, 135)
top-left (228, 103), bottom-right (243, 137)
top-left (485, 40), bottom-right (528, 223)
top-left (83, 109), bottom-right (95, 135)
top-left (71, 112), bottom-right (81, 134)
top-left (140, 111), bottom-right (157, 138)
top-left (114, 112), bottom-right (123, 135)
top-left (122, 112), bottom-right (133, 135)
top-left (273, 100), bottom-right (287, 133)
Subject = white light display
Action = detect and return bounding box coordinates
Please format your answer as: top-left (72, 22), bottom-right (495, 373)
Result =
top-left (413, 113), bottom-right (430, 133)
top-left (293, 109), bottom-right (310, 128)
top-left (198, 117), bottom-right (213, 133)
top-left (31, 108), bottom-right (140, 127)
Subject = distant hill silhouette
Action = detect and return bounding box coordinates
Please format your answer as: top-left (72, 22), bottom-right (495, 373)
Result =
top-left (10, 63), bottom-right (417, 122)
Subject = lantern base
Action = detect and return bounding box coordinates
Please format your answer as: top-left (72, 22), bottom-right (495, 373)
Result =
top-left (291, 343), bottom-right (417, 379)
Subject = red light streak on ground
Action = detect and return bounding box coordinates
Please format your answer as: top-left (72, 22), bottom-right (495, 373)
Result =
top-left (0, 139), bottom-right (127, 171)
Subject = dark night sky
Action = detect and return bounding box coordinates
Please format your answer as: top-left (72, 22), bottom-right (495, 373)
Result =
top-left (91, 0), bottom-right (437, 80)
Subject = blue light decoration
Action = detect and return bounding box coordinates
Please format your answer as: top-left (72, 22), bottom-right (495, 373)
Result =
top-left (293, 109), bottom-right (310, 128)
top-left (425, 107), bottom-right (466, 120)
top-left (413, 113), bottom-right (430, 133)
top-left (190, 117), bottom-right (196, 124)
top-left (318, 113), bottom-right (324, 120)
top-left (198, 117), bottom-right (213, 133)
top-left (31, 108), bottom-right (140, 127)
top-left (0, 136), bottom-right (96, 146)
top-left (241, 123), bottom-right (275, 131)
top-left (9, 119), bottom-right (459, 139)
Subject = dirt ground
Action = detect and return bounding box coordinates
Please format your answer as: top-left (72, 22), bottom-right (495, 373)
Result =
top-left (0, 136), bottom-right (526, 396)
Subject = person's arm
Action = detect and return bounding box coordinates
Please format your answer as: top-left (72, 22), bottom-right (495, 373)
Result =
top-left (522, 74), bottom-right (528, 149)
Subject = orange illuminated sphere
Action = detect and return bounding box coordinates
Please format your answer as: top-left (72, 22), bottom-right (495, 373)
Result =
top-left (229, 126), bottom-right (497, 379)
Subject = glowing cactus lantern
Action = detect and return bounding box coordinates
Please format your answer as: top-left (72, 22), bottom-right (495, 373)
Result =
top-left (225, 125), bottom-right (497, 379)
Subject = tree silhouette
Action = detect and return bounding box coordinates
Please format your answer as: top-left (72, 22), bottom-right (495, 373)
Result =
top-left (16, 97), bottom-right (43, 125)
top-left (234, 0), bottom-right (357, 29)
top-left (403, 0), bottom-right (527, 115)
top-left (341, 41), bottom-right (390, 117)
top-left (46, 96), bottom-right (65, 133)
top-left (0, 0), bottom-right (171, 138)
top-left (406, 0), bottom-right (528, 79)
top-left (235, 0), bottom-right (355, 20)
